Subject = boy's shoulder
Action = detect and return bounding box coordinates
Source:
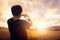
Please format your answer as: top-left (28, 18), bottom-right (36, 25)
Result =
top-left (7, 18), bottom-right (13, 22)
top-left (19, 20), bottom-right (28, 23)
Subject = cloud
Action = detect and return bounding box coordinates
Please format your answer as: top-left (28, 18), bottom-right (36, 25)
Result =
top-left (42, 0), bottom-right (60, 8)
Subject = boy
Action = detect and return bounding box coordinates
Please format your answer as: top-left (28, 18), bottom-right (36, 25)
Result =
top-left (7, 5), bottom-right (30, 40)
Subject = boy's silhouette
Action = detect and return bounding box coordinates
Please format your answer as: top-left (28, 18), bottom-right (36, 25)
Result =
top-left (7, 5), bottom-right (31, 40)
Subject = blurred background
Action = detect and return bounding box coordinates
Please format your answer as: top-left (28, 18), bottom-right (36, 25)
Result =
top-left (0, 0), bottom-right (60, 40)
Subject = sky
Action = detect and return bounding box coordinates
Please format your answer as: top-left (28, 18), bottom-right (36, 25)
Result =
top-left (0, 0), bottom-right (60, 28)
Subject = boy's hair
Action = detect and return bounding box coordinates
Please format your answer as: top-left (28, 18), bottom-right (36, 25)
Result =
top-left (11, 5), bottom-right (22, 16)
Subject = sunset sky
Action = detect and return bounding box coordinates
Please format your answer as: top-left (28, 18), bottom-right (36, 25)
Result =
top-left (0, 0), bottom-right (60, 28)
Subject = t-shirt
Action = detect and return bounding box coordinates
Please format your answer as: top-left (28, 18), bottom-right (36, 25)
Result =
top-left (7, 18), bottom-right (30, 40)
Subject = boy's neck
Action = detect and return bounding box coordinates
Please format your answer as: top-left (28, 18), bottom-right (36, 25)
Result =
top-left (13, 16), bottom-right (20, 20)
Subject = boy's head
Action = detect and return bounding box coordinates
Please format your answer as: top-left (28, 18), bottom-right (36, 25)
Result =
top-left (11, 5), bottom-right (22, 16)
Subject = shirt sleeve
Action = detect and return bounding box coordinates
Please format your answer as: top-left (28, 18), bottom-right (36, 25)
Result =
top-left (21, 20), bottom-right (31, 29)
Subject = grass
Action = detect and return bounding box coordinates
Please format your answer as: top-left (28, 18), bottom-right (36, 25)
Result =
top-left (0, 27), bottom-right (60, 40)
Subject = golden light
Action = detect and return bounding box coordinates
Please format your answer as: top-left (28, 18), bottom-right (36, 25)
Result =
top-left (27, 11), bottom-right (49, 30)
top-left (33, 21), bottom-right (48, 30)
top-left (37, 29), bottom-right (49, 35)
top-left (26, 8), bottom-right (60, 36)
